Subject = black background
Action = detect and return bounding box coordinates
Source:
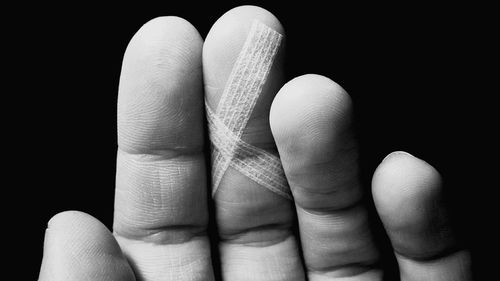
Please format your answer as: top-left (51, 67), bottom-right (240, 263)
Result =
top-left (13, 2), bottom-right (493, 280)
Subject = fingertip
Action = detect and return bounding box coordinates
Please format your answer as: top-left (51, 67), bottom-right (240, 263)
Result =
top-left (118, 15), bottom-right (205, 154)
top-left (373, 153), bottom-right (472, 280)
top-left (132, 16), bottom-right (203, 49)
top-left (203, 5), bottom-right (285, 99)
top-left (372, 151), bottom-right (442, 219)
top-left (270, 74), bottom-right (353, 163)
top-left (124, 16), bottom-right (203, 70)
top-left (47, 210), bottom-right (98, 230)
top-left (205, 5), bottom-right (284, 45)
top-left (46, 211), bottom-right (115, 249)
top-left (225, 5), bottom-right (284, 32)
top-left (271, 74), bottom-right (350, 126)
top-left (372, 151), bottom-right (460, 261)
top-left (40, 211), bottom-right (135, 281)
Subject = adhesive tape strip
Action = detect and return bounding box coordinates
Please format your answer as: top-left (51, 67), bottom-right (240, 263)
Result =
top-left (206, 20), bottom-right (291, 200)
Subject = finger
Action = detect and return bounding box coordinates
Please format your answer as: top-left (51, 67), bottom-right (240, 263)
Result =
top-left (39, 211), bottom-right (135, 281)
top-left (270, 74), bottom-right (381, 280)
top-left (372, 152), bottom-right (472, 281)
top-left (114, 17), bottom-right (214, 280)
top-left (203, 6), bottom-right (305, 280)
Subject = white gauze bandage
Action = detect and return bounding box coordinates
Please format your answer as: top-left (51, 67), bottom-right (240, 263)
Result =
top-left (206, 20), bottom-right (292, 200)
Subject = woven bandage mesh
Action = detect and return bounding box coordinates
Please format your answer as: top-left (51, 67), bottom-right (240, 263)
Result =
top-left (205, 20), bottom-right (291, 200)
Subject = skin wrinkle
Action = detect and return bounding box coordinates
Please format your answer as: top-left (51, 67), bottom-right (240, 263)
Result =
top-left (289, 155), bottom-right (359, 191)
top-left (114, 150), bottom-right (207, 241)
top-left (115, 226), bottom-right (207, 246)
top-left (116, 235), bottom-right (213, 280)
top-left (219, 235), bottom-right (301, 280)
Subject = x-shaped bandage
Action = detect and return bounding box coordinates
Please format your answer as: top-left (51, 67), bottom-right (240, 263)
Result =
top-left (206, 20), bottom-right (292, 200)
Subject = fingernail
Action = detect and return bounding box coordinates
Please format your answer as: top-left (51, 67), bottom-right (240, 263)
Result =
top-left (382, 151), bottom-right (415, 163)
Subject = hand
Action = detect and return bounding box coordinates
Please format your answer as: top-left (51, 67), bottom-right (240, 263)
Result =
top-left (38, 6), bottom-right (471, 281)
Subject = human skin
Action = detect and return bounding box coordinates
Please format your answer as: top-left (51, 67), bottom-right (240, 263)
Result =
top-left (38, 6), bottom-right (471, 281)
